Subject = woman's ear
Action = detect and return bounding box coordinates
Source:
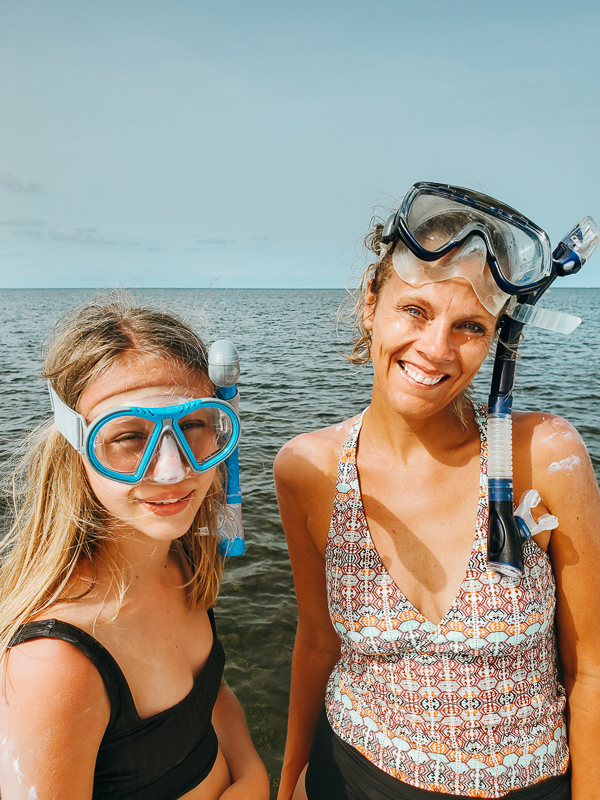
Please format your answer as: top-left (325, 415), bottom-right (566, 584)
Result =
top-left (363, 279), bottom-right (377, 332)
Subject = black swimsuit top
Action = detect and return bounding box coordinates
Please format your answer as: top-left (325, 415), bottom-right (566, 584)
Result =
top-left (9, 609), bottom-right (225, 800)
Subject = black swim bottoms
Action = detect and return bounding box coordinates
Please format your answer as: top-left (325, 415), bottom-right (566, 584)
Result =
top-left (305, 707), bottom-right (570, 800)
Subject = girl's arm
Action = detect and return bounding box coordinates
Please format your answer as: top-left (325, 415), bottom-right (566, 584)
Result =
top-left (529, 414), bottom-right (600, 799)
top-left (0, 638), bottom-right (110, 799)
top-left (274, 435), bottom-right (342, 800)
top-left (211, 681), bottom-right (269, 799)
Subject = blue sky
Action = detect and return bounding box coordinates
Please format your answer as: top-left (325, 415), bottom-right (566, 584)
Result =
top-left (1, 0), bottom-right (599, 288)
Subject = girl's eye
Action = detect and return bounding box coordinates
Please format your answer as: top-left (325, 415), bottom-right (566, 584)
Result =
top-left (179, 420), bottom-right (206, 432)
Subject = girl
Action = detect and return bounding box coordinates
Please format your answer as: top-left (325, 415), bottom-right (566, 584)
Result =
top-left (0, 295), bottom-right (269, 800)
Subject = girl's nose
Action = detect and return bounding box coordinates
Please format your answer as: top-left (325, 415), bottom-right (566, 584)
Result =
top-left (149, 433), bottom-right (188, 484)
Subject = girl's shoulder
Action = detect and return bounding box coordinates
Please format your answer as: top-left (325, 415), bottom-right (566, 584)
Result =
top-left (4, 629), bottom-right (108, 704)
top-left (0, 625), bottom-right (111, 794)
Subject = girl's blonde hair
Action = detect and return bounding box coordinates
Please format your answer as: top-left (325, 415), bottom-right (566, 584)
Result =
top-left (0, 293), bottom-right (223, 661)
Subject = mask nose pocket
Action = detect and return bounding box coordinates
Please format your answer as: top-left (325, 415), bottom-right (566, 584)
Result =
top-left (148, 432), bottom-right (189, 484)
top-left (447, 234), bottom-right (488, 271)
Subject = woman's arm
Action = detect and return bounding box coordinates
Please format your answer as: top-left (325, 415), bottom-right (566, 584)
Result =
top-left (211, 681), bottom-right (269, 799)
top-left (274, 434), bottom-right (342, 800)
top-left (0, 637), bottom-right (110, 799)
top-left (528, 414), bottom-right (600, 799)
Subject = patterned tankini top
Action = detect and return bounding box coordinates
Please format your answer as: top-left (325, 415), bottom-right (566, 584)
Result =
top-left (324, 404), bottom-right (568, 798)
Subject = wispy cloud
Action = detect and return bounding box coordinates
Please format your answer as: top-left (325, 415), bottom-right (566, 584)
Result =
top-left (48, 228), bottom-right (142, 246)
top-left (196, 238), bottom-right (235, 245)
top-left (11, 229), bottom-right (44, 240)
top-left (0, 172), bottom-right (41, 193)
top-left (50, 227), bottom-right (102, 244)
top-left (0, 217), bottom-right (47, 227)
top-left (6, 224), bottom-right (144, 247)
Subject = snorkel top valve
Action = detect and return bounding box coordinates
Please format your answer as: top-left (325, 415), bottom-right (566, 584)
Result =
top-left (553, 216), bottom-right (599, 277)
top-left (208, 340), bottom-right (245, 557)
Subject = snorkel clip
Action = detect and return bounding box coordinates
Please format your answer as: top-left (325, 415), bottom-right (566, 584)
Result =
top-left (514, 490), bottom-right (558, 542)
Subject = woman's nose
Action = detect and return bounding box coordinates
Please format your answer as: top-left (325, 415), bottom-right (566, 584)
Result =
top-left (149, 433), bottom-right (188, 484)
top-left (416, 320), bottom-right (455, 362)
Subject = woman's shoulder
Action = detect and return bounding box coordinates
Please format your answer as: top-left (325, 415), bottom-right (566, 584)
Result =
top-left (512, 409), bottom-right (588, 462)
top-left (274, 415), bottom-right (361, 487)
top-left (512, 409), bottom-right (595, 498)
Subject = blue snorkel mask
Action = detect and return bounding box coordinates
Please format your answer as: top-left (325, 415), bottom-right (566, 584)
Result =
top-left (49, 384), bottom-right (241, 485)
top-left (381, 182), bottom-right (600, 579)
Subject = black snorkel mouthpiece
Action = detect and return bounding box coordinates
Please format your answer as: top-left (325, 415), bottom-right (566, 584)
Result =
top-left (488, 499), bottom-right (525, 578)
top-left (486, 216), bottom-right (600, 578)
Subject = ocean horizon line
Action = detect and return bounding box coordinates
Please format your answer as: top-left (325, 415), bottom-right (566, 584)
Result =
top-left (1, 285), bottom-right (599, 292)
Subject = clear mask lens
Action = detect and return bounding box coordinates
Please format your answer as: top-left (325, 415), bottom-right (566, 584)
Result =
top-left (175, 406), bottom-right (236, 468)
top-left (93, 416), bottom-right (156, 476)
top-left (405, 192), bottom-right (547, 288)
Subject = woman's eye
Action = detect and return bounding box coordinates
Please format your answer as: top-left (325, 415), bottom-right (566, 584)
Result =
top-left (460, 322), bottom-right (486, 334)
top-left (403, 306), bottom-right (425, 319)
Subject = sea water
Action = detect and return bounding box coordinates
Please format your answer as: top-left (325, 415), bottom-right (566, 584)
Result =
top-left (1, 287), bottom-right (599, 794)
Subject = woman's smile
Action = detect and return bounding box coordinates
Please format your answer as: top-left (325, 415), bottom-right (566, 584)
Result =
top-left (397, 360), bottom-right (449, 387)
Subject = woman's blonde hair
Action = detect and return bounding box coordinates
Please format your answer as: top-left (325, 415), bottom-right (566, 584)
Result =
top-left (0, 293), bottom-right (223, 661)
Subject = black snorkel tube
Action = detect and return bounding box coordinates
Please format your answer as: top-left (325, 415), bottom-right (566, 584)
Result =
top-left (487, 217), bottom-right (600, 578)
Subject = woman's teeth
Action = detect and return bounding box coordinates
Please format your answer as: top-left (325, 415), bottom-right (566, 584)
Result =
top-left (400, 362), bottom-right (445, 386)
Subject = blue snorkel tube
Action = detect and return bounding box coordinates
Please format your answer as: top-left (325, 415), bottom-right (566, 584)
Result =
top-left (208, 340), bottom-right (245, 557)
top-left (487, 217), bottom-right (600, 578)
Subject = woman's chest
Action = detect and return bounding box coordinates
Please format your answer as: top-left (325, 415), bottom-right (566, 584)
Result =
top-left (356, 455), bottom-right (483, 627)
top-left (327, 521), bottom-right (557, 658)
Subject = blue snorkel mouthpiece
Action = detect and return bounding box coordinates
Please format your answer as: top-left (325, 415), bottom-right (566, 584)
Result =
top-left (208, 340), bottom-right (245, 557)
top-left (487, 216), bottom-right (600, 578)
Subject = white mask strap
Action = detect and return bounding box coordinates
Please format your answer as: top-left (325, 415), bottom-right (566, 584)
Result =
top-left (48, 383), bottom-right (86, 453)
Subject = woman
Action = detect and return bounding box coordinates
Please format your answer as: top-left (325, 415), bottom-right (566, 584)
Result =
top-left (275, 184), bottom-right (600, 799)
top-left (0, 295), bottom-right (269, 799)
